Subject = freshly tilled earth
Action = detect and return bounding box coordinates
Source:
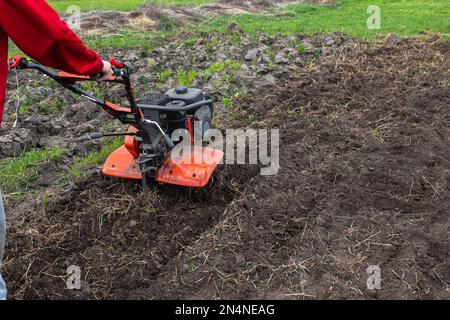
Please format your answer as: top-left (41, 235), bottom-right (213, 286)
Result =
top-left (0, 30), bottom-right (449, 299)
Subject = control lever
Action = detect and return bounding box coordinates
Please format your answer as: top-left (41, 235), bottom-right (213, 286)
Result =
top-left (143, 119), bottom-right (175, 148)
top-left (89, 132), bottom-right (136, 140)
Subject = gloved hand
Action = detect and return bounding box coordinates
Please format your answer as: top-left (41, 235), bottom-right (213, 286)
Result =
top-left (99, 60), bottom-right (113, 81)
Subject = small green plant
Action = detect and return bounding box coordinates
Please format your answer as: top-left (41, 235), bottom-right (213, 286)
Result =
top-left (18, 105), bottom-right (32, 116)
top-left (176, 69), bottom-right (198, 86)
top-left (81, 82), bottom-right (103, 98)
top-left (23, 96), bottom-right (37, 107)
top-left (203, 60), bottom-right (240, 81)
top-left (264, 47), bottom-right (276, 62)
top-left (14, 89), bottom-right (40, 116)
top-left (145, 46), bottom-right (154, 57)
top-left (206, 38), bottom-right (221, 55)
top-left (217, 60), bottom-right (240, 72)
top-left (41, 191), bottom-right (51, 209)
top-left (101, 120), bottom-right (118, 131)
top-left (39, 98), bottom-right (65, 114)
top-left (158, 17), bottom-right (176, 31)
top-left (157, 69), bottom-right (173, 84)
top-left (221, 90), bottom-right (246, 109)
top-left (81, 81), bottom-right (98, 92)
top-left (231, 34), bottom-right (242, 44)
top-left (295, 43), bottom-right (306, 54)
top-left (147, 59), bottom-right (157, 68)
top-left (222, 96), bottom-right (232, 109)
top-left (184, 38), bottom-right (198, 48)
top-left (224, 74), bottom-right (235, 84)
top-left (203, 69), bottom-right (214, 82)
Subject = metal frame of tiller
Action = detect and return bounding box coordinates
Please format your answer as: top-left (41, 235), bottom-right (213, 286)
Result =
top-left (8, 56), bottom-right (224, 189)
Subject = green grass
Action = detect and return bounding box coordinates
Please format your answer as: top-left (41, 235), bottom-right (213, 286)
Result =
top-left (48, 0), bottom-right (146, 12)
top-left (149, 0), bottom-right (210, 5)
top-left (0, 147), bottom-right (65, 193)
top-left (222, 96), bottom-right (232, 109)
top-left (201, 0), bottom-right (450, 39)
top-left (75, 0), bottom-right (449, 51)
top-left (203, 60), bottom-right (240, 81)
top-left (68, 137), bottom-right (123, 179)
top-left (84, 30), bottom-right (163, 50)
top-left (8, 28), bottom-right (166, 57)
top-left (0, 136), bottom-right (124, 192)
top-left (10, 1), bottom-right (448, 59)
top-left (47, 0), bottom-right (211, 12)
top-left (39, 98), bottom-right (65, 114)
top-left (157, 69), bottom-right (173, 84)
top-left (176, 69), bottom-right (198, 86)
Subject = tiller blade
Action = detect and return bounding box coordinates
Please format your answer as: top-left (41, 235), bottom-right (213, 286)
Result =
top-left (156, 146), bottom-right (224, 188)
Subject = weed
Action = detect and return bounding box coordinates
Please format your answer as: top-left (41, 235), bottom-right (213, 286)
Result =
top-left (184, 38), bottom-right (198, 48)
top-left (158, 17), bottom-right (177, 32)
top-left (157, 69), bottom-right (173, 84)
top-left (176, 69), bottom-right (198, 86)
top-left (222, 96), bottom-right (232, 109)
top-left (295, 43), bottom-right (306, 54)
top-left (39, 98), bottom-right (65, 115)
top-left (147, 59), bottom-right (158, 68)
top-left (203, 60), bottom-right (240, 81)
top-left (0, 147), bottom-right (65, 193)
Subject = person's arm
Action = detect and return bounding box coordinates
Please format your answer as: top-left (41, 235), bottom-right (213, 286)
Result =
top-left (0, 0), bottom-right (103, 75)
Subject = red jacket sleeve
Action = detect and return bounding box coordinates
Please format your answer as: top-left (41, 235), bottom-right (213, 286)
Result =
top-left (0, 0), bottom-right (103, 75)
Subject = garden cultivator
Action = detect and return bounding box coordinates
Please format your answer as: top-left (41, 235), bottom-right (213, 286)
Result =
top-left (8, 56), bottom-right (224, 189)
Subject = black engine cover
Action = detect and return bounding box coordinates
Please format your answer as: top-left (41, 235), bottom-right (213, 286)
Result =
top-left (165, 86), bottom-right (204, 105)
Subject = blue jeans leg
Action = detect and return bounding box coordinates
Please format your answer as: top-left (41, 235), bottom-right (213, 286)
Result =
top-left (0, 190), bottom-right (7, 300)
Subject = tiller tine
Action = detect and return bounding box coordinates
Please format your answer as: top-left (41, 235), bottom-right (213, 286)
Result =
top-left (156, 146), bottom-right (224, 188)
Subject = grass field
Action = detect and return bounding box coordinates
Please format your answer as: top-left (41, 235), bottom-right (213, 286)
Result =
top-left (204, 0), bottom-right (450, 38)
top-left (48, 0), bottom-right (450, 38)
top-left (8, 0), bottom-right (447, 56)
top-left (48, 0), bottom-right (211, 12)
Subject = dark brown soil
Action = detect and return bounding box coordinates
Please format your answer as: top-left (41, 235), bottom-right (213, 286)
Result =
top-left (1, 36), bottom-right (449, 299)
top-left (137, 37), bottom-right (450, 300)
top-left (3, 165), bottom-right (259, 299)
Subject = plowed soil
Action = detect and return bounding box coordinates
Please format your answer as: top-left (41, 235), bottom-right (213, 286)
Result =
top-left (1, 36), bottom-right (449, 299)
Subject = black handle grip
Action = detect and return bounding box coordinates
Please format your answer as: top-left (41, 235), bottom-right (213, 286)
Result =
top-left (89, 132), bottom-right (104, 140)
top-left (112, 66), bottom-right (122, 76)
top-left (92, 66), bottom-right (125, 81)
